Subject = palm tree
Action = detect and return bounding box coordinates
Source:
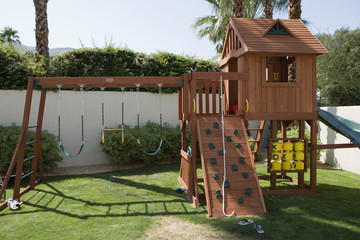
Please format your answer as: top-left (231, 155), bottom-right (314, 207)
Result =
top-left (0, 27), bottom-right (21, 45)
top-left (34, 0), bottom-right (49, 60)
top-left (193, 0), bottom-right (265, 54)
top-left (263, 0), bottom-right (288, 19)
top-left (233, 0), bottom-right (244, 17)
top-left (288, 0), bottom-right (301, 19)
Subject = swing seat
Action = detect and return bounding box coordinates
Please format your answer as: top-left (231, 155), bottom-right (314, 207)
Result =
top-left (101, 129), bottom-right (124, 143)
top-left (59, 142), bottom-right (84, 158)
top-left (137, 138), bottom-right (163, 156)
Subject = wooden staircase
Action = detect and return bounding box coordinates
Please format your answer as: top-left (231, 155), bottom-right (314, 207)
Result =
top-left (247, 120), bottom-right (266, 160)
top-left (197, 116), bottom-right (266, 218)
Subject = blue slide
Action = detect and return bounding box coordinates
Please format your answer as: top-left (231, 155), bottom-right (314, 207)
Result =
top-left (317, 107), bottom-right (360, 149)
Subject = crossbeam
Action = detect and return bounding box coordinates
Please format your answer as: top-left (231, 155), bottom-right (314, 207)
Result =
top-left (36, 76), bottom-right (183, 88)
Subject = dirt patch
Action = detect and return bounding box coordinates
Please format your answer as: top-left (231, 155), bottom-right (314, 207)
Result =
top-left (140, 216), bottom-right (238, 240)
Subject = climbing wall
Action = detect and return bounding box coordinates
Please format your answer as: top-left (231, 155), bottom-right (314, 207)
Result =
top-left (197, 116), bottom-right (266, 218)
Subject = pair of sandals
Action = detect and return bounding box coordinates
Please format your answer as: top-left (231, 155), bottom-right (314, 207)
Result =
top-left (238, 219), bottom-right (264, 234)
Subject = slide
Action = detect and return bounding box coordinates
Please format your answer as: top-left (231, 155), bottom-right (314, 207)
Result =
top-left (197, 116), bottom-right (266, 217)
top-left (317, 107), bottom-right (360, 148)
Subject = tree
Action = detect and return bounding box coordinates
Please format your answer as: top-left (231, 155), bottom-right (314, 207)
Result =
top-left (233, 0), bottom-right (244, 17)
top-left (193, 0), bottom-right (288, 54)
top-left (34, 0), bottom-right (49, 60)
top-left (288, 0), bottom-right (301, 19)
top-left (317, 28), bottom-right (360, 106)
top-left (0, 27), bottom-right (21, 45)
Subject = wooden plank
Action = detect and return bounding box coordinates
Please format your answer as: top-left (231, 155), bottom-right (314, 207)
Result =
top-left (305, 56), bottom-right (313, 112)
top-left (245, 112), bottom-right (317, 120)
top-left (212, 82), bottom-right (217, 114)
top-left (316, 143), bottom-right (356, 149)
top-left (205, 82), bottom-right (210, 114)
top-left (198, 82), bottom-right (203, 115)
top-left (191, 72), bottom-right (248, 81)
top-left (38, 76), bottom-right (183, 88)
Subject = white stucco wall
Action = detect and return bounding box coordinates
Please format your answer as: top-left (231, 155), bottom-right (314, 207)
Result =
top-left (0, 90), bottom-right (180, 167)
top-left (318, 106), bottom-right (360, 174)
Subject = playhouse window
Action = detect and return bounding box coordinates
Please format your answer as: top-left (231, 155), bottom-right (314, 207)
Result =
top-left (266, 56), bottom-right (296, 83)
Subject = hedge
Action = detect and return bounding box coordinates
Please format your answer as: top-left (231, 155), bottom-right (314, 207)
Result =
top-left (101, 121), bottom-right (191, 165)
top-left (0, 124), bottom-right (63, 172)
top-left (0, 44), bottom-right (219, 91)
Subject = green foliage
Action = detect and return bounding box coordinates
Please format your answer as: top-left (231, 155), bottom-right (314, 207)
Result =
top-left (0, 124), bottom-right (63, 172)
top-left (317, 28), bottom-right (360, 106)
top-left (101, 121), bottom-right (183, 165)
top-left (0, 44), bottom-right (45, 89)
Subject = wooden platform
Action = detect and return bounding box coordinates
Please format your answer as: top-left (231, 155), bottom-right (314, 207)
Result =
top-left (197, 116), bottom-right (266, 218)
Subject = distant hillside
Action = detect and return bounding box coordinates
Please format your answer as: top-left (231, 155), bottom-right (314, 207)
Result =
top-left (13, 44), bottom-right (74, 57)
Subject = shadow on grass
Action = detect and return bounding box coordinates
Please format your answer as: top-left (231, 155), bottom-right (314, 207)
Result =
top-left (1, 168), bottom-right (208, 219)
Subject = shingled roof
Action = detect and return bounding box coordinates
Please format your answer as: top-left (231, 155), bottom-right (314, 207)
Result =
top-left (220, 18), bottom-right (327, 66)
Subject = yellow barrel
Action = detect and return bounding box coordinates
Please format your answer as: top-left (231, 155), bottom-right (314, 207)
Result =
top-left (272, 142), bottom-right (281, 152)
top-left (272, 152), bottom-right (281, 161)
top-left (294, 141), bottom-right (304, 151)
top-left (282, 151), bottom-right (293, 161)
top-left (282, 161), bottom-right (294, 170)
top-left (294, 160), bottom-right (304, 170)
top-left (283, 142), bottom-right (294, 151)
top-left (271, 161), bottom-right (281, 171)
top-left (295, 151), bottom-right (305, 161)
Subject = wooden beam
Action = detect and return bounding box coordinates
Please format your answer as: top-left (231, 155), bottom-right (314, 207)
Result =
top-left (316, 143), bottom-right (357, 149)
top-left (37, 76), bottom-right (183, 88)
top-left (191, 72), bottom-right (248, 81)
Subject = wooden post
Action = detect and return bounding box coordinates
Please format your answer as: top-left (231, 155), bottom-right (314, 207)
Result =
top-left (13, 77), bottom-right (35, 200)
top-left (190, 74), bottom-right (199, 207)
top-left (30, 89), bottom-right (47, 189)
top-left (310, 120), bottom-right (318, 193)
top-left (270, 120), bottom-right (277, 190)
top-left (298, 120), bottom-right (305, 189)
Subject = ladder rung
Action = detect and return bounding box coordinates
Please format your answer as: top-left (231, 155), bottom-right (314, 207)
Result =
top-left (103, 129), bottom-right (123, 132)
top-left (28, 125), bottom-right (39, 129)
top-left (249, 140), bottom-right (260, 142)
top-left (21, 171), bottom-right (34, 179)
top-left (24, 155), bottom-right (36, 162)
top-left (26, 140), bottom-right (37, 145)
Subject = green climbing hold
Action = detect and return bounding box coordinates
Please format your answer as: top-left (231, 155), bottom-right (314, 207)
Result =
top-left (224, 181), bottom-right (230, 188)
top-left (206, 129), bottom-right (211, 134)
top-left (232, 164), bottom-right (238, 171)
top-left (218, 150), bottom-right (224, 156)
top-left (242, 172), bottom-right (249, 179)
top-left (216, 189), bottom-right (222, 198)
top-left (236, 143), bottom-right (242, 149)
top-left (211, 158), bottom-right (217, 164)
top-left (239, 156), bottom-right (245, 164)
top-left (233, 129), bottom-right (238, 135)
top-left (245, 188), bottom-right (252, 196)
top-left (226, 136), bottom-right (233, 142)
top-left (209, 143), bottom-right (215, 150)
top-left (213, 122), bottom-right (219, 129)
top-left (237, 197), bottom-right (243, 203)
top-left (213, 173), bottom-right (219, 180)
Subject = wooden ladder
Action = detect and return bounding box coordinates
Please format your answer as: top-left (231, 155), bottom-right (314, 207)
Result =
top-left (0, 78), bottom-right (44, 211)
top-left (247, 120), bottom-right (266, 161)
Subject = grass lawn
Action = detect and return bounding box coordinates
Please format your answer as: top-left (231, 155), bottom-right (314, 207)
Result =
top-left (1, 162), bottom-right (359, 240)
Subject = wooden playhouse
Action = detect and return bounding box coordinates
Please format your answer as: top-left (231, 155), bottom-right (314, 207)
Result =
top-left (178, 18), bottom-right (327, 217)
top-left (1, 18), bottom-right (328, 218)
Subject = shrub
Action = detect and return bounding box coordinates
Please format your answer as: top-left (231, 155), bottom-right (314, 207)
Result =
top-left (0, 124), bottom-right (63, 172)
top-left (101, 121), bottom-right (183, 165)
top-left (0, 44), bottom-right (45, 90)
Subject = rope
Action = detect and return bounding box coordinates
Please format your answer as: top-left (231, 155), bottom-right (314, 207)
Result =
top-left (220, 76), bottom-right (235, 217)
top-left (57, 84), bottom-right (85, 158)
top-left (136, 83), bottom-right (163, 156)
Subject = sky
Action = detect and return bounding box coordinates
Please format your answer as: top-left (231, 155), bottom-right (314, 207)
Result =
top-left (1, 0), bottom-right (359, 60)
